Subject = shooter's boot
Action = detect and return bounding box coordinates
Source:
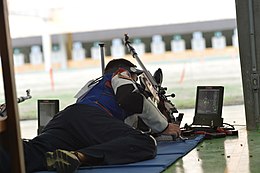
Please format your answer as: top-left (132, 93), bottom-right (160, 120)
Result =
top-left (46, 149), bottom-right (81, 173)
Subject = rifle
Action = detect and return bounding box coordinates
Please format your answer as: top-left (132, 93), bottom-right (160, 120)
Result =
top-left (124, 34), bottom-right (183, 125)
top-left (0, 89), bottom-right (32, 117)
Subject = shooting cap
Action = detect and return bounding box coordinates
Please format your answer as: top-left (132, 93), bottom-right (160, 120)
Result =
top-left (125, 66), bottom-right (143, 75)
top-left (105, 58), bottom-right (143, 75)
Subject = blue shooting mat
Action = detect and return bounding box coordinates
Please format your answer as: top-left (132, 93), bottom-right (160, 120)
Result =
top-left (37, 135), bottom-right (204, 173)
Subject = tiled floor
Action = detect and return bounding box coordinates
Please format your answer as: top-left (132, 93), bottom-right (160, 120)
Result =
top-left (162, 105), bottom-right (260, 173)
top-left (163, 129), bottom-right (260, 173)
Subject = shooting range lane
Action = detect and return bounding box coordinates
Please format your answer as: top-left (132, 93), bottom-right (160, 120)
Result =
top-left (20, 104), bottom-right (260, 173)
top-left (17, 53), bottom-right (249, 172)
top-left (16, 40), bottom-right (245, 172)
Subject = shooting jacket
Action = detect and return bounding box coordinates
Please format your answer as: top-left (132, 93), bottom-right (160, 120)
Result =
top-left (75, 68), bottom-right (168, 133)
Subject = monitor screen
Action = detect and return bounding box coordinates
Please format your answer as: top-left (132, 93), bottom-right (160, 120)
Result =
top-left (193, 86), bottom-right (224, 127)
top-left (197, 88), bottom-right (221, 114)
top-left (37, 100), bottom-right (59, 134)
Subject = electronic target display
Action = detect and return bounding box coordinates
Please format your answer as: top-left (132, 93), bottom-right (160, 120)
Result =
top-left (193, 86), bottom-right (224, 127)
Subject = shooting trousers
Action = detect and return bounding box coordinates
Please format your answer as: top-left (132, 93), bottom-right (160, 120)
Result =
top-left (23, 104), bottom-right (156, 172)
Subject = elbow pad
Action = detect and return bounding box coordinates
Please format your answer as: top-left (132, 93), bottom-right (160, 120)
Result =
top-left (116, 85), bottom-right (143, 114)
top-left (137, 97), bottom-right (168, 133)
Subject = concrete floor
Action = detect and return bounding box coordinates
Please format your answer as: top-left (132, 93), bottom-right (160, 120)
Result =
top-left (20, 104), bottom-right (260, 173)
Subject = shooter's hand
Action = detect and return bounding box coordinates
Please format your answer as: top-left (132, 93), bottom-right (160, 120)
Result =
top-left (162, 123), bottom-right (181, 137)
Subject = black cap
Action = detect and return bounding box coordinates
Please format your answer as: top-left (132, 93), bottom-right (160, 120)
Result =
top-left (105, 58), bottom-right (143, 75)
top-left (125, 66), bottom-right (143, 75)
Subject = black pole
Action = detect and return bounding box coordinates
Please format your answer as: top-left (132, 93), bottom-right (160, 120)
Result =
top-left (99, 42), bottom-right (105, 75)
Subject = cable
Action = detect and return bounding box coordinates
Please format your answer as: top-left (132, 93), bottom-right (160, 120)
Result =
top-left (222, 122), bottom-right (235, 130)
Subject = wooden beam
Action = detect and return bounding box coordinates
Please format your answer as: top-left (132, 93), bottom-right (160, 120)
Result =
top-left (0, 0), bottom-right (26, 172)
top-left (0, 117), bottom-right (7, 133)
